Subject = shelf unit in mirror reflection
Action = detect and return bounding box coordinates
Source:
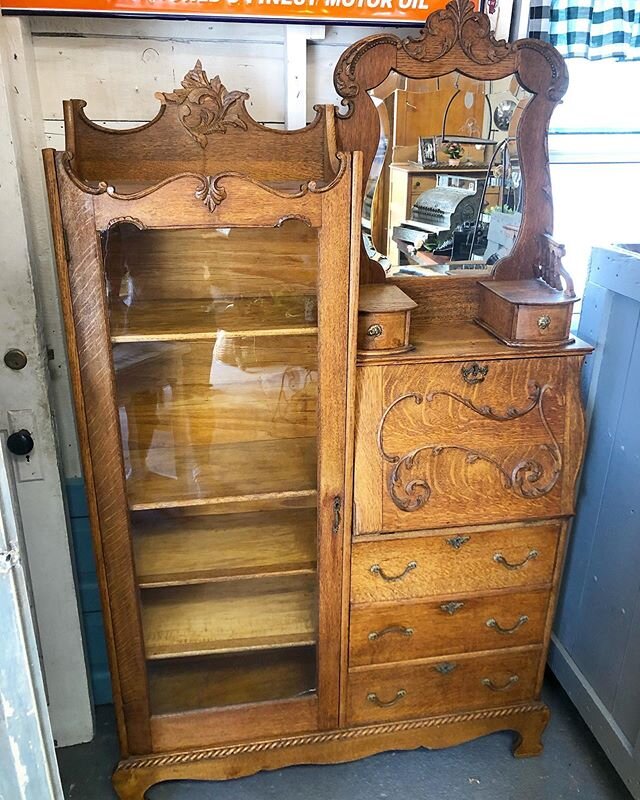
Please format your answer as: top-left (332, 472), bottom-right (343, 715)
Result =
top-left (45, 147), bottom-right (361, 752)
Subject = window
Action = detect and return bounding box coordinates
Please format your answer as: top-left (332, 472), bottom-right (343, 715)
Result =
top-left (548, 59), bottom-right (640, 299)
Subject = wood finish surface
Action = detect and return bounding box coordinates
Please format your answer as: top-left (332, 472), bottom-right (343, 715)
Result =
top-left (354, 355), bottom-right (585, 533)
top-left (349, 588), bottom-right (549, 666)
top-left (351, 523), bottom-right (560, 603)
top-left (113, 702), bottom-right (550, 797)
top-left (140, 574), bottom-right (317, 659)
top-left (132, 507), bottom-right (317, 588)
top-left (333, 0), bottom-right (569, 282)
top-left (64, 62), bottom-right (339, 185)
top-left (346, 647), bottom-right (543, 725)
top-left (147, 647), bottom-right (317, 715)
top-left (44, 6), bottom-right (591, 795)
top-left (45, 143), bottom-right (361, 761)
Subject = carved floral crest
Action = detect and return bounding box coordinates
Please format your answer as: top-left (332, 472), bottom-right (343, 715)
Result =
top-left (402, 0), bottom-right (512, 64)
top-left (157, 61), bottom-right (249, 148)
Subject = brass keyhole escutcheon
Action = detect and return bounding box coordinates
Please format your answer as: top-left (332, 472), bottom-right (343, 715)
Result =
top-left (537, 315), bottom-right (552, 331)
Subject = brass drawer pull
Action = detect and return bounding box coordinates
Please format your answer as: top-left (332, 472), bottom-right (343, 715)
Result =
top-left (481, 675), bottom-right (519, 692)
top-left (433, 662), bottom-right (457, 675)
top-left (537, 315), bottom-right (552, 330)
top-left (440, 601), bottom-right (465, 615)
top-left (493, 550), bottom-right (538, 570)
top-left (368, 625), bottom-right (414, 641)
top-left (461, 362), bottom-right (488, 384)
top-left (446, 535), bottom-right (470, 550)
top-left (367, 689), bottom-right (407, 707)
top-left (370, 561), bottom-right (417, 582)
top-left (486, 615), bottom-right (529, 635)
top-left (367, 324), bottom-right (383, 338)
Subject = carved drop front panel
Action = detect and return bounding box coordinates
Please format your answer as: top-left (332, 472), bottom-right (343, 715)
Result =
top-left (354, 356), bottom-right (584, 534)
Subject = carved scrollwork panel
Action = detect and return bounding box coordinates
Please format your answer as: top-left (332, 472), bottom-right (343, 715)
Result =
top-left (377, 381), bottom-right (563, 513)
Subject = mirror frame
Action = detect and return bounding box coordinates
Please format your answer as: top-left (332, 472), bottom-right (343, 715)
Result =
top-left (333, 0), bottom-right (568, 283)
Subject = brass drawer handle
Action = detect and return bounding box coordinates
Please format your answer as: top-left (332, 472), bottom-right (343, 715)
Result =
top-left (537, 315), bottom-right (552, 330)
top-left (461, 362), bottom-right (488, 384)
top-left (367, 689), bottom-right (407, 707)
top-left (493, 550), bottom-right (538, 570)
top-left (433, 662), bottom-right (457, 675)
top-left (440, 601), bottom-right (465, 615)
top-left (370, 561), bottom-right (417, 582)
top-left (367, 324), bottom-right (383, 338)
top-left (486, 615), bottom-right (529, 635)
top-left (446, 535), bottom-right (470, 550)
top-left (368, 625), bottom-right (414, 641)
top-left (481, 675), bottom-right (519, 692)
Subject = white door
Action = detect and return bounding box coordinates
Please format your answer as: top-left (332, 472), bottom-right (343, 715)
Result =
top-left (0, 17), bottom-right (93, 746)
top-left (0, 440), bottom-right (64, 800)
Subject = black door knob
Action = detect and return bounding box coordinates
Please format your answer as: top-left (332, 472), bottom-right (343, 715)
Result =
top-left (7, 429), bottom-right (34, 456)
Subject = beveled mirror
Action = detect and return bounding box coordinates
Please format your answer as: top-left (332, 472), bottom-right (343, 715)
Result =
top-left (333, 0), bottom-right (568, 283)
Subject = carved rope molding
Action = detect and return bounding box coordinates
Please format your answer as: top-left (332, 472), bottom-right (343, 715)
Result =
top-left (118, 703), bottom-right (546, 770)
top-left (377, 381), bottom-right (563, 512)
top-left (158, 60), bottom-right (249, 148)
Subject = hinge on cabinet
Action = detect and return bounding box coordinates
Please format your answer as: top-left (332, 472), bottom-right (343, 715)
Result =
top-left (62, 228), bottom-right (71, 263)
top-left (0, 543), bottom-right (21, 575)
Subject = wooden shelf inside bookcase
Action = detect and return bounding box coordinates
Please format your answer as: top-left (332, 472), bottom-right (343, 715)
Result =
top-left (148, 647), bottom-right (316, 715)
top-left (126, 436), bottom-right (317, 511)
top-left (133, 507), bottom-right (317, 588)
top-left (141, 574), bottom-right (316, 660)
top-left (110, 298), bottom-right (318, 342)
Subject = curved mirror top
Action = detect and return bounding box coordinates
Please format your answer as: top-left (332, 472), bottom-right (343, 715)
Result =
top-left (363, 71), bottom-right (533, 278)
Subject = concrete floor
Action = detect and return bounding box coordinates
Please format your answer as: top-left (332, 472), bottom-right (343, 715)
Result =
top-left (57, 676), bottom-right (632, 800)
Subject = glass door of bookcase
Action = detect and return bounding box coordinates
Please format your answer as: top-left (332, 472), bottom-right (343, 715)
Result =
top-left (102, 219), bottom-right (323, 717)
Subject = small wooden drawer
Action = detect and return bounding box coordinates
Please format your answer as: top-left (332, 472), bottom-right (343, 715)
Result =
top-left (346, 647), bottom-right (542, 725)
top-left (476, 279), bottom-right (576, 348)
top-left (349, 588), bottom-right (549, 667)
top-left (351, 523), bottom-right (560, 604)
top-left (357, 285), bottom-right (417, 356)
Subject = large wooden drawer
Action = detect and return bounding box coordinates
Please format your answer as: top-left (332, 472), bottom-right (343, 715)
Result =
top-left (354, 356), bottom-right (585, 534)
top-left (349, 587), bottom-right (549, 666)
top-left (351, 523), bottom-right (560, 603)
top-left (347, 647), bottom-right (542, 725)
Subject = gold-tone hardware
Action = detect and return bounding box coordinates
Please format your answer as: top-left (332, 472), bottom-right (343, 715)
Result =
top-left (370, 561), bottom-right (417, 583)
top-left (481, 675), bottom-right (519, 692)
top-left (368, 625), bottom-right (414, 641)
top-left (332, 495), bottom-right (341, 535)
top-left (446, 535), bottom-right (470, 550)
top-left (440, 601), bottom-right (465, 616)
top-left (461, 362), bottom-right (488, 384)
top-left (486, 615), bottom-right (529, 634)
top-left (367, 689), bottom-right (407, 707)
top-left (367, 324), bottom-right (383, 338)
top-left (537, 315), bottom-right (552, 331)
top-left (493, 550), bottom-right (538, 570)
top-left (433, 662), bottom-right (457, 675)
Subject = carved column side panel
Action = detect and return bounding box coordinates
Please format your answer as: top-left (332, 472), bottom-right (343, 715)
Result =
top-left (47, 151), bottom-right (152, 755)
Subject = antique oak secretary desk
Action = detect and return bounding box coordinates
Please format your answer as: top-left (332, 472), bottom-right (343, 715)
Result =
top-left (43, 2), bottom-right (591, 796)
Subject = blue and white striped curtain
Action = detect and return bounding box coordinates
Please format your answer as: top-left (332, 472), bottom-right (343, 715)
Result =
top-left (528, 0), bottom-right (640, 60)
